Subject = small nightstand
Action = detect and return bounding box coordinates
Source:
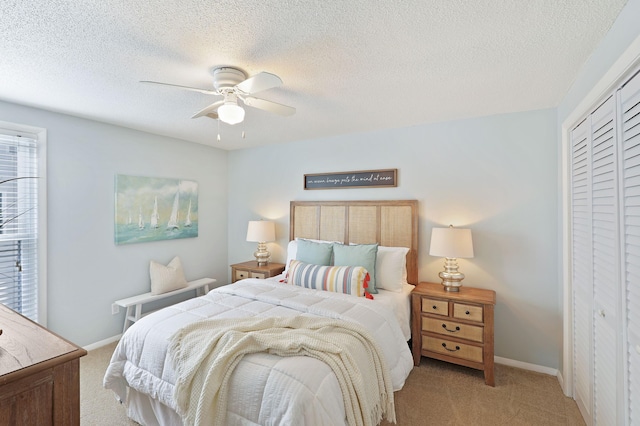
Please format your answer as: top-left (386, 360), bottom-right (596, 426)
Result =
top-left (230, 261), bottom-right (286, 283)
top-left (411, 282), bottom-right (496, 386)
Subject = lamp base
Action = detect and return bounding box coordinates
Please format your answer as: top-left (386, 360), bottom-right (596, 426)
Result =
top-left (439, 257), bottom-right (465, 292)
top-left (253, 242), bottom-right (271, 266)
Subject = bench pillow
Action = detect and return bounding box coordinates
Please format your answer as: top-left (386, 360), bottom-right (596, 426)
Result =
top-left (150, 256), bottom-right (188, 295)
top-left (287, 260), bottom-right (372, 299)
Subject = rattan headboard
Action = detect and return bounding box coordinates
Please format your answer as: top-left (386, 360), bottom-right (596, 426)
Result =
top-left (290, 200), bottom-right (419, 285)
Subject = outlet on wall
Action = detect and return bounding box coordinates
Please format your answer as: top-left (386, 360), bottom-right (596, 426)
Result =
top-left (111, 303), bottom-right (120, 315)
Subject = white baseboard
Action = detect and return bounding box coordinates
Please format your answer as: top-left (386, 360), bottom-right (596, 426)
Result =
top-left (557, 370), bottom-right (569, 396)
top-left (83, 334), bottom-right (122, 351)
top-left (495, 356), bottom-right (558, 376)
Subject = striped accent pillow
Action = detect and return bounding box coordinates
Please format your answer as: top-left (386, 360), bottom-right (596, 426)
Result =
top-left (287, 260), bottom-right (373, 299)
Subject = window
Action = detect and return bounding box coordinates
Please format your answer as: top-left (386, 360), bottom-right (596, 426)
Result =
top-left (0, 129), bottom-right (40, 321)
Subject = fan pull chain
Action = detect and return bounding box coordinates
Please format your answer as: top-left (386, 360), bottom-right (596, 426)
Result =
top-left (217, 117), bottom-right (221, 142)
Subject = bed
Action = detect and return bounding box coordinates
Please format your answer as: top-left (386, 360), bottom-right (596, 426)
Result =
top-left (104, 200), bottom-right (418, 425)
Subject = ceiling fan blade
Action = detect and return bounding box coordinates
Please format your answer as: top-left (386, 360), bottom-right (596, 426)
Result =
top-left (191, 100), bottom-right (224, 119)
top-left (243, 96), bottom-right (295, 116)
top-left (140, 80), bottom-right (217, 95)
top-left (235, 72), bottom-right (282, 95)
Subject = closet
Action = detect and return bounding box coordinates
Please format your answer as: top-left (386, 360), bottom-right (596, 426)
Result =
top-left (569, 68), bottom-right (640, 425)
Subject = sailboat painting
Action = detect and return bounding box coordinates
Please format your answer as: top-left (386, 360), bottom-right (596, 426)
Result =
top-left (114, 175), bottom-right (198, 245)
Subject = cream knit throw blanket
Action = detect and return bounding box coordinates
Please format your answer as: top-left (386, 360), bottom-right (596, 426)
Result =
top-left (168, 316), bottom-right (396, 426)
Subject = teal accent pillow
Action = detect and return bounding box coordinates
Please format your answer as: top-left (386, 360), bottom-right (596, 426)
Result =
top-left (296, 239), bottom-right (333, 265)
top-left (333, 243), bottom-right (379, 294)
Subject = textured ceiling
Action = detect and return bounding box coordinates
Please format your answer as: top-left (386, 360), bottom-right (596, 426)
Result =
top-left (0, 1), bottom-right (628, 150)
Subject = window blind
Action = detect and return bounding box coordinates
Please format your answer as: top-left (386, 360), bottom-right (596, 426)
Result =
top-left (0, 131), bottom-right (38, 321)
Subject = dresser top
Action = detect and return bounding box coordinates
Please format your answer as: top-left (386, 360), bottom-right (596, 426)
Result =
top-left (0, 304), bottom-right (86, 377)
top-left (414, 282), bottom-right (496, 305)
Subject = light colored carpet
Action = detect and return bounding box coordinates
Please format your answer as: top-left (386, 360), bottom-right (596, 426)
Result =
top-left (81, 341), bottom-right (585, 425)
top-left (80, 342), bottom-right (137, 426)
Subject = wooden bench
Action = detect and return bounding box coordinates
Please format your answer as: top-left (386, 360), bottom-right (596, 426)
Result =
top-left (114, 278), bottom-right (216, 333)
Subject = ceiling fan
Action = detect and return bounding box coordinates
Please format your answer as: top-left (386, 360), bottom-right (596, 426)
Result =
top-left (141, 66), bottom-right (295, 125)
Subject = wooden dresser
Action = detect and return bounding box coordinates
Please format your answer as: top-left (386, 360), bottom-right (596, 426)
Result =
top-left (230, 261), bottom-right (286, 283)
top-left (411, 282), bottom-right (496, 386)
top-left (0, 304), bottom-right (87, 425)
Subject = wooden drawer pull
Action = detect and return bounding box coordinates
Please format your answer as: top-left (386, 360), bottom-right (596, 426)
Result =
top-left (442, 342), bottom-right (460, 352)
top-left (442, 323), bottom-right (460, 333)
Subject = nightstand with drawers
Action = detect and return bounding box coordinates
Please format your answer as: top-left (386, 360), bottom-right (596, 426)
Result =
top-left (230, 261), bottom-right (286, 283)
top-left (411, 282), bottom-right (496, 386)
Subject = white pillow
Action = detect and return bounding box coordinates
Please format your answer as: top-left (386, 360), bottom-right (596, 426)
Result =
top-left (284, 240), bottom-right (298, 275)
top-left (150, 256), bottom-right (188, 295)
top-left (375, 246), bottom-right (409, 292)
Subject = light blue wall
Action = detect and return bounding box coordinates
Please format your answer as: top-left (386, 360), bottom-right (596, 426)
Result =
top-left (0, 100), bottom-right (229, 347)
top-left (229, 109), bottom-right (561, 368)
top-left (0, 0), bottom-right (636, 365)
top-left (558, 0), bottom-right (640, 121)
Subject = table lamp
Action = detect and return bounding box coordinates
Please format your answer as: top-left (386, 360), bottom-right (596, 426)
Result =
top-left (246, 220), bottom-right (276, 266)
top-left (429, 225), bottom-right (474, 292)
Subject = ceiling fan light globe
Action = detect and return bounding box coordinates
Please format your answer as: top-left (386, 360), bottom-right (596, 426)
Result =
top-left (218, 103), bottom-right (245, 125)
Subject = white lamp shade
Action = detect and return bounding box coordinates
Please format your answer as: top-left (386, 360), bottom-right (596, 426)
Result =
top-left (429, 227), bottom-right (474, 258)
top-left (218, 102), bottom-right (245, 125)
top-left (246, 220), bottom-right (276, 242)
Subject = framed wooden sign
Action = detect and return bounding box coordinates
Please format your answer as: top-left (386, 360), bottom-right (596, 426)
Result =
top-left (304, 169), bottom-right (397, 190)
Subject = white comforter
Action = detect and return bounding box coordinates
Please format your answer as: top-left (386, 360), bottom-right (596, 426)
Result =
top-left (104, 279), bottom-right (414, 425)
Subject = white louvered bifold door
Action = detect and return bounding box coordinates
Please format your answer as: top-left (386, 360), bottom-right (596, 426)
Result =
top-left (571, 117), bottom-right (594, 425)
top-left (590, 95), bottom-right (621, 426)
top-left (570, 67), bottom-right (640, 426)
top-left (619, 69), bottom-right (640, 425)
